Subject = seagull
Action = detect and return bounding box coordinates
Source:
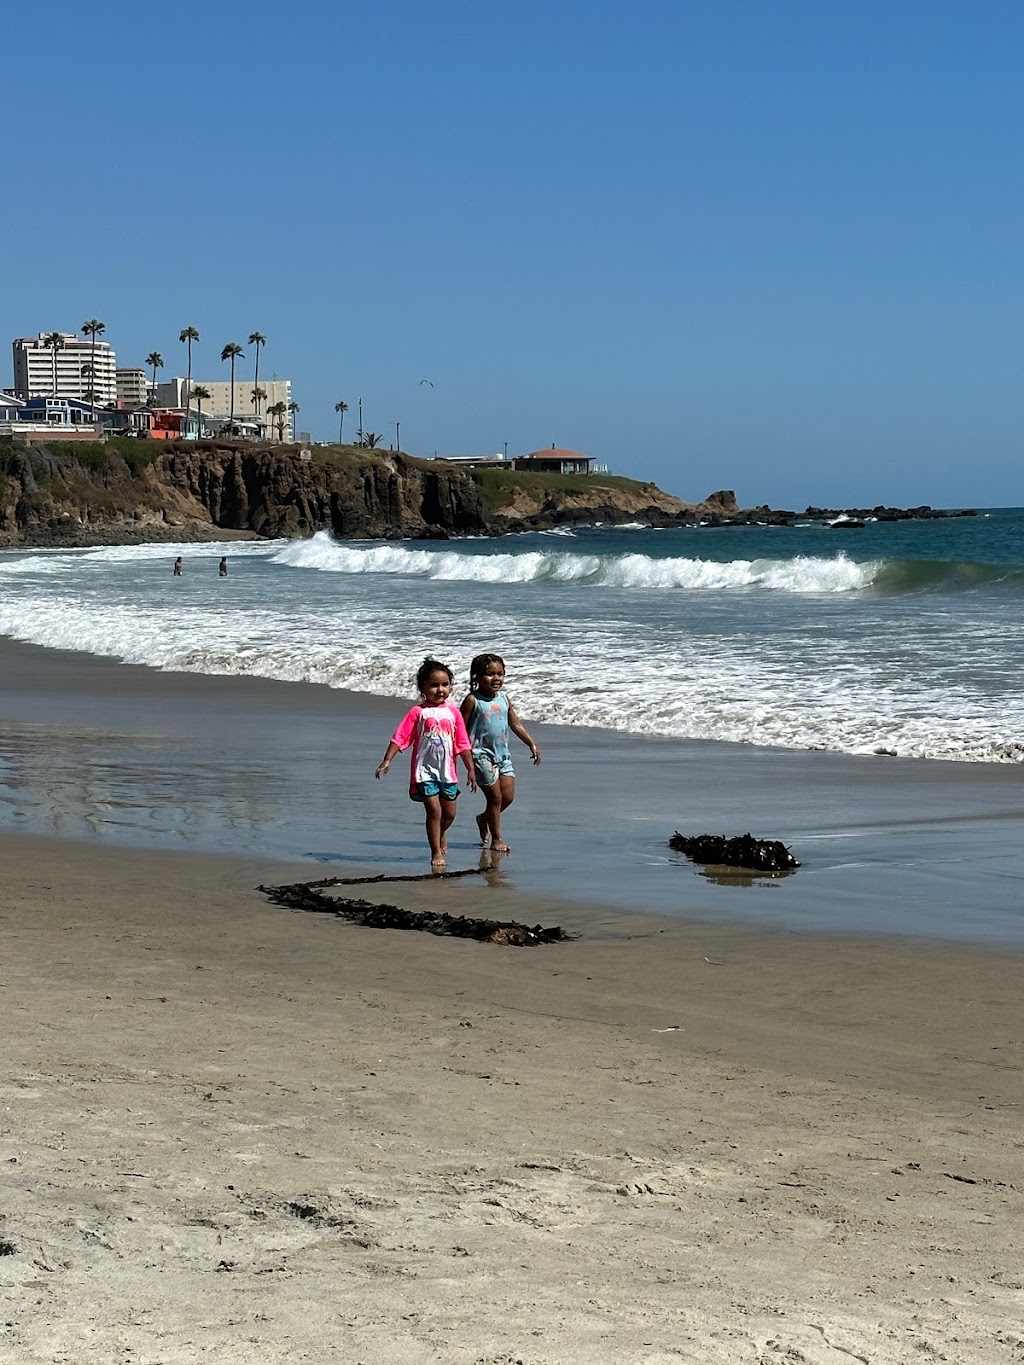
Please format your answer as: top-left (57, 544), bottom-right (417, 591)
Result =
top-left (419, 379), bottom-right (434, 387)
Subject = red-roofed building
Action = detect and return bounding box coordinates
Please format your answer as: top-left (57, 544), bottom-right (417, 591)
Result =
top-left (513, 445), bottom-right (592, 474)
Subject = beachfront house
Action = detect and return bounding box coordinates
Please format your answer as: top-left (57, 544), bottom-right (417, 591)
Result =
top-left (0, 395), bottom-right (104, 442)
top-left (433, 446), bottom-right (607, 474)
top-left (13, 397), bottom-right (104, 428)
top-left (512, 446), bottom-right (594, 474)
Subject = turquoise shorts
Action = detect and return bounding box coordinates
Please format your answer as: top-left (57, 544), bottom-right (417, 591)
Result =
top-left (410, 780), bottom-right (459, 802)
top-left (472, 751), bottom-right (515, 788)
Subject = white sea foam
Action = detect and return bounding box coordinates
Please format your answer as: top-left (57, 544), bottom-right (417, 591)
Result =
top-left (1, 586), bottom-right (1020, 765)
top-left (2, 530), bottom-right (1021, 765)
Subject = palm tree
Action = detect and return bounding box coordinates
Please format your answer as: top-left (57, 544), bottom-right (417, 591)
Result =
top-left (80, 362), bottom-right (97, 404)
top-left (44, 332), bottom-right (65, 396)
top-left (81, 319), bottom-right (105, 404)
top-left (145, 351), bottom-right (164, 401)
top-left (251, 387), bottom-right (267, 437)
top-left (334, 400), bottom-right (349, 442)
top-left (267, 400), bottom-right (287, 441)
top-left (362, 431), bottom-right (382, 449)
top-left (248, 332), bottom-right (266, 420)
top-left (190, 383), bottom-right (211, 439)
top-left (179, 326), bottom-right (199, 417)
top-left (220, 342), bottom-right (244, 433)
top-left (287, 401), bottom-right (299, 442)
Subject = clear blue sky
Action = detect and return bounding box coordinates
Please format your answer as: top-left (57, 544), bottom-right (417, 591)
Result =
top-left (5, 0), bottom-right (1021, 508)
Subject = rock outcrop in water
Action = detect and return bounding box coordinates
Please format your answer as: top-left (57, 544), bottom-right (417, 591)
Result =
top-left (0, 438), bottom-right (732, 546)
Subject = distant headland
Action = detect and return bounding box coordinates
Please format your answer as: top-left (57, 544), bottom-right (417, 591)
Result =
top-left (0, 436), bottom-right (976, 548)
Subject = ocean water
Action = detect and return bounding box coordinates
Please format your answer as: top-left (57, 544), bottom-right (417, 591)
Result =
top-left (2, 508), bottom-right (1023, 765)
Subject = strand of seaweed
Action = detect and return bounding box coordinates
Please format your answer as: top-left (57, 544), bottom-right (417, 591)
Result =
top-left (258, 869), bottom-right (571, 946)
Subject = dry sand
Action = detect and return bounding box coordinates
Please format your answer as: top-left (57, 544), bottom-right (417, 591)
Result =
top-left (2, 832), bottom-right (1022, 1364)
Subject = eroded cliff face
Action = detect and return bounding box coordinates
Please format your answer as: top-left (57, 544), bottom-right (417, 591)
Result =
top-left (0, 441), bottom-right (734, 546)
top-left (0, 444), bottom-right (491, 545)
top-left (154, 447), bottom-right (491, 540)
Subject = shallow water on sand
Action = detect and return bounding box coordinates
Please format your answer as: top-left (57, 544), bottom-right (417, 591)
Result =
top-left (2, 643), bottom-right (1022, 948)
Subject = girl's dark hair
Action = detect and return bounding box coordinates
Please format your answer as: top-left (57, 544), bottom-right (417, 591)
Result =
top-left (469, 652), bottom-right (504, 685)
top-left (416, 657), bottom-right (454, 693)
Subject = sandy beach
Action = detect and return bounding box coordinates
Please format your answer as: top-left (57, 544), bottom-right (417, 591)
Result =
top-left (2, 832), bottom-right (1022, 1364)
top-left (1, 638), bottom-right (1023, 1362)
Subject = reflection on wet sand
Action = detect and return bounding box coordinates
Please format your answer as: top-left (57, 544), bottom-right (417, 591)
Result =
top-left (0, 723), bottom-right (286, 846)
top-left (696, 863), bottom-right (799, 888)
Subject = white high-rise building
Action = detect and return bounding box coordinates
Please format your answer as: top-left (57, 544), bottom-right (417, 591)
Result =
top-left (153, 376), bottom-right (294, 438)
top-left (13, 332), bottom-right (117, 404)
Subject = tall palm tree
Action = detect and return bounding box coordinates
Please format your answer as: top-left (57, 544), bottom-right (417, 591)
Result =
top-left (288, 401), bottom-right (299, 443)
top-left (220, 342), bottom-right (244, 433)
top-left (145, 351), bottom-right (164, 400)
top-left (44, 332), bottom-right (65, 396)
top-left (80, 362), bottom-right (96, 404)
top-left (334, 400), bottom-right (349, 442)
top-left (190, 384), bottom-right (211, 439)
top-left (267, 400), bottom-right (286, 441)
top-left (179, 326), bottom-right (199, 416)
top-left (81, 319), bottom-right (105, 404)
top-left (248, 332), bottom-right (266, 420)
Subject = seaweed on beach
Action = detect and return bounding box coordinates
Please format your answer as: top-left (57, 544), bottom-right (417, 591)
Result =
top-left (258, 872), bottom-right (571, 946)
top-left (669, 832), bottom-right (800, 873)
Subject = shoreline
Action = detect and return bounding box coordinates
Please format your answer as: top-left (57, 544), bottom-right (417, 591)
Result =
top-left (2, 830), bottom-right (1022, 1362)
top-left (0, 493), bottom-right (992, 550)
top-left (3, 632), bottom-right (1024, 947)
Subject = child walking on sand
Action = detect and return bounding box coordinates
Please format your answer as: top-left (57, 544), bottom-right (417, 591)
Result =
top-left (461, 653), bottom-right (541, 853)
top-left (376, 658), bottom-right (476, 869)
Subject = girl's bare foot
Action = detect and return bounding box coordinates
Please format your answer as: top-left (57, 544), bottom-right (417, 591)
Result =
top-left (431, 856), bottom-right (447, 870)
top-left (475, 813), bottom-right (490, 845)
top-left (492, 840), bottom-right (510, 853)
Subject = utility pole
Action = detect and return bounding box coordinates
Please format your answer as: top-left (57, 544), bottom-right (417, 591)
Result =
top-left (357, 396), bottom-right (363, 442)
top-left (396, 421), bottom-right (400, 452)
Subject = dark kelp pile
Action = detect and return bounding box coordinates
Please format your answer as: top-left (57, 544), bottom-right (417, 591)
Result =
top-left (669, 832), bottom-right (800, 872)
top-left (258, 873), bottom-right (571, 946)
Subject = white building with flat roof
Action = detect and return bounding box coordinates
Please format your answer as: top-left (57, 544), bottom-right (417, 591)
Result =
top-left (13, 332), bottom-right (117, 404)
top-left (154, 376), bottom-right (294, 439)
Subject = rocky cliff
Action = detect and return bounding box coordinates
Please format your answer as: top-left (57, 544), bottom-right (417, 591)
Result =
top-left (0, 438), bottom-right (735, 547)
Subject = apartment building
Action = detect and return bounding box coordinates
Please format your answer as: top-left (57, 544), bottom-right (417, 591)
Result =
top-left (153, 376), bottom-right (294, 438)
top-left (116, 367), bottom-right (149, 406)
top-left (13, 332), bottom-right (117, 404)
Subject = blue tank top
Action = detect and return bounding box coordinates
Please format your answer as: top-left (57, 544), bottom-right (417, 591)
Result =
top-left (466, 690), bottom-right (511, 763)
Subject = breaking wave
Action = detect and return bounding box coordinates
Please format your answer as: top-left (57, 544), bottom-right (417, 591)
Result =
top-left (272, 535), bottom-right (877, 594)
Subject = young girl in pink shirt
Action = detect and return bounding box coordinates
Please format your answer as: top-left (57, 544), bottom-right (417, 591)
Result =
top-left (375, 658), bottom-right (476, 870)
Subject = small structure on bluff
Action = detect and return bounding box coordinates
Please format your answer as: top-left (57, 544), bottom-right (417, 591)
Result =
top-left (513, 445), bottom-right (592, 475)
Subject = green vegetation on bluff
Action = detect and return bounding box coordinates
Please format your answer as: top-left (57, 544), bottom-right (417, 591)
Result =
top-left (471, 465), bottom-right (665, 512)
top-left (42, 436), bottom-right (162, 474)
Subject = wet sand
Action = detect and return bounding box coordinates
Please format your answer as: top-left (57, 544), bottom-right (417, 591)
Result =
top-left (1, 636), bottom-right (1023, 1361)
top-left (2, 636), bottom-right (1024, 945)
